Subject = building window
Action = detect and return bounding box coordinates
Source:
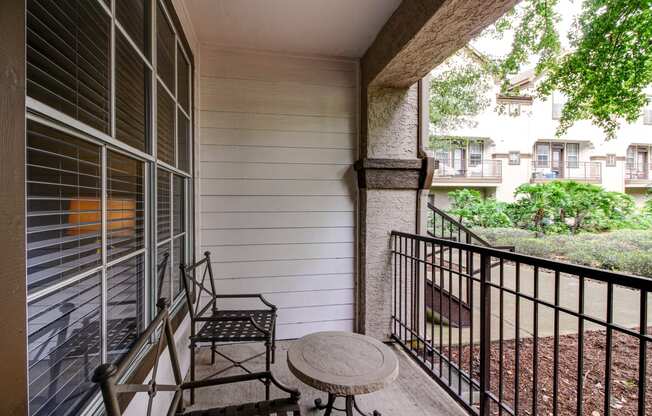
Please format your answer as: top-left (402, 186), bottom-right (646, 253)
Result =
top-left (508, 103), bottom-right (521, 116)
top-left (468, 141), bottom-right (483, 167)
top-left (536, 143), bottom-right (550, 167)
top-left (552, 91), bottom-right (566, 120)
top-left (24, 1), bottom-right (194, 414)
top-left (642, 96), bottom-right (652, 125)
top-left (509, 151), bottom-right (521, 165)
top-left (606, 154), bottom-right (616, 167)
top-left (566, 143), bottom-right (580, 168)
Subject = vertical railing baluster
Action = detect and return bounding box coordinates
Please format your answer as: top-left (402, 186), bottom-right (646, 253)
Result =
top-left (515, 262), bottom-right (521, 416)
top-left (458, 242), bottom-right (463, 396)
top-left (399, 236), bottom-right (403, 342)
top-left (439, 238), bottom-right (444, 377)
top-left (393, 235), bottom-right (397, 337)
top-left (431, 240), bottom-right (435, 372)
top-left (577, 276), bottom-right (585, 416)
top-left (532, 266), bottom-right (539, 416)
top-left (448, 239), bottom-right (453, 383)
top-left (553, 270), bottom-right (560, 415)
top-left (604, 282), bottom-right (614, 416)
top-left (468, 248), bottom-right (475, 405)
top-left (638, 290), bottom-right (647, 416)
top-left (479, 252), bottom-right (491, 416)
top-left (499, 258), bottom-right (504, 416)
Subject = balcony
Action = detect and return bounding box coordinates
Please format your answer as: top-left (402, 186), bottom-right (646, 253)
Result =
top-left (531, 161), bottom-right (601, 183)
top-left (625, 164), bottom-right (651, 187)
top-left (433, 159), bottom-right (502, 185)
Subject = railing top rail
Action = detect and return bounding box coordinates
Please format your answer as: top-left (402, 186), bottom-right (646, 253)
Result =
top-left (427, 202), bottom-right (494, 247)
top-left (391, 230), bottom-right (652, 291)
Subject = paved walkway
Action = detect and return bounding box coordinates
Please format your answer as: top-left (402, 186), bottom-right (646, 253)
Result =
top-left (428, 261), bottom-right (652, 345)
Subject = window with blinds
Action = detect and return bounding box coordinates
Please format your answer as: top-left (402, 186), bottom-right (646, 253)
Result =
top-left (157, 168), bottom-right (171, 241)
top-left (27, 0), bottom-right (111, 134)
top-left (157, 3), bottom-right (175, 93)
top-left (177, 45), bottom-right (190, 112)
top-left (107, 254), bottom-right (145, 363)
top-left (157, 83), bottom-right (175, 165)
top-left (27, 272), bottom-right (102, 416)
top-left (107, 151), bottom-right (145, 262)
top-left (116, 0), bottom-right (149, 58)
top-left (26, 121), bottom-right (102, 293)
top-left (157, 243), bottom-right (171, 301)
top-left (178, 109), bottom-right (190, 172)
top-left (115, 31), bottom-right (150, 153)
top-left (24, 1), bottom-right (194, 414)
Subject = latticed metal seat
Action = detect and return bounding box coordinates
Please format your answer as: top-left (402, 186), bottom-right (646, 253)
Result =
top-left (92, 298), bottom-right (301, 416)
top-left (194, 310), bottom-right (275, 343)
top-left (181, 252), bottom-right (278, 404)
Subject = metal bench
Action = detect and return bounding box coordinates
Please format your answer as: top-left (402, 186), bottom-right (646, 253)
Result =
top-left (92, 298), bottom-right (301, 416)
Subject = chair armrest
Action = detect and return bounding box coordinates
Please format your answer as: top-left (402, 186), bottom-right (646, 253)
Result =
top-left (212, 293), bottom-right (277, 310)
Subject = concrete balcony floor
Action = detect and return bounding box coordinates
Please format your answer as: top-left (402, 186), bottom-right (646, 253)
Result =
top-left (186, 340), bottom-right (467, 416)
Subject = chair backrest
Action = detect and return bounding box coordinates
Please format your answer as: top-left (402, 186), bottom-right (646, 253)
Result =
top-left (180, 251), bottom-right (217, 319)
top-left (157, 252), bottom-right (170, 299)
top-left (92, 298), bottom-right (184, 416)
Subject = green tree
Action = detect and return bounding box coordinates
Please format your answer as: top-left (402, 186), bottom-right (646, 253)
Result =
top-left (432, 0), bottom-right (652, 139)
top-left (429, 48), bottom-right (492, 134)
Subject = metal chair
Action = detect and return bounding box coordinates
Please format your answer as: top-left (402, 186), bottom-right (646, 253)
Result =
top-left (92, 298), bottom-right (301, 416)
top-left (181, 251), bottom-right (277, 404)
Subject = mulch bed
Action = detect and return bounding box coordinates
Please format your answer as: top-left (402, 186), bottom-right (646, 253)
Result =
top-left (432, 328), bottom-right (652, 416)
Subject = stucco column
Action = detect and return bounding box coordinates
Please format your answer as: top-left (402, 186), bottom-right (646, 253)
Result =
top-left (356, 84), bottom-right (432, 340)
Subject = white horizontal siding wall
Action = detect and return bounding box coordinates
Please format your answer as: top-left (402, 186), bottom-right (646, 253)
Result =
top-left (198, 46), bottom-right (357, 339)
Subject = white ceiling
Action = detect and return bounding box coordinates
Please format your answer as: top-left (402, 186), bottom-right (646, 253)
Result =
top-left (184, 0), bottom-right (402, 58)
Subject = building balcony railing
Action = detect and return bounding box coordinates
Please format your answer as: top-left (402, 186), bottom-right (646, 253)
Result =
top-left (391, 230), bottom-right (652, 416)
top-left (531, 160), bottom-right (601, 183)
top-left (625, 164), bottom-right (649, 181)
top-left (433, 159), bottom-right (502, 182)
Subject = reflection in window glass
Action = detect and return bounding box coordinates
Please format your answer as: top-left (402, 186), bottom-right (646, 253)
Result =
top-left (26, 121), bottom-right (102, 293)
top-left (157, 243), bottom-right (171, 301)
top-left (157, 169), bottom-right (171, 242)
top-left (27, 273), bottom-right (101, 416)
top-left (157, 3), bottom-right (175, 92)
top-left (177, 110), bottom-right (190, 172)
top-left (107, 151), bottom-right (145, 262)
top-left (173, 175), bottom-right (185, 236)
top-left (116, 0), bottom-right (149, 58)
top-left (107, 255), bottom-right (145, 363)
top-left (173, 236), bottom-right (185, 297)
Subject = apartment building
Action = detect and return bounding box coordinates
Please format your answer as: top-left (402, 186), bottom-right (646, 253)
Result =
top-left (430, 69), bottom-right (652, 208)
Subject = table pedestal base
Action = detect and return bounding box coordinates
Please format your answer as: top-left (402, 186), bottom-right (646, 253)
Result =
top-left (314, 393), bottom-right (381, 416)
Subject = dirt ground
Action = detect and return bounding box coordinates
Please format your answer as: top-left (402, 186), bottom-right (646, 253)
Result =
top-left (437, 327), bottom-right (652, 415)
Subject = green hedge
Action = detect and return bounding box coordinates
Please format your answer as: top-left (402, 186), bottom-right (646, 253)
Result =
top-left (474, 228), bottom-right (652, 277)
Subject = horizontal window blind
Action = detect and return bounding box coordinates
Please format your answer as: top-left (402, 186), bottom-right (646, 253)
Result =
top-left (177, 110), bottom-right (190, 173)
top-left (157, 83), bottom-right (175, 165)
top-left (177, 45), bottom-right (190, 112)
top-left (28, 273), bottom-right (101, 416)
top-left (173, 174), bottom-right (184, 236)
top-left (157, 168), bottom-right (171, 241)
top-left (26, 121), bottom-right (102, 293)
top-left (116, 0), bottom-right (149, 58)
top-left (157, 243), bottom-right (171, 301)
top-left (107, 150), bottom-right (145, 262)
top-left (156, 3), bottom-right (175, 93)
top-left (173, 236), bottom-right (185, 297)
top-left (107, 254), bottom-right (145, 363)
top-left (115, 31), bottom-right (150, 153)
top-left (27, 0), bottom-right (111, 133)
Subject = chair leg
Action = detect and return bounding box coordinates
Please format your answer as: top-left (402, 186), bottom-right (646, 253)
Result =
top-left (265, 338), bottom-right (271, 400)
top-left (271, 326), bottom-right (276, 364)
top-left (190, 342), bottom-right (196, 405)
top-left (211, 340), bottom-right (216, 365)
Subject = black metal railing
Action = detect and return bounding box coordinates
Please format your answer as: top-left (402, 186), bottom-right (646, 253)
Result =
top-left (434, 159), bottom-right (502, 179)
top-left (391, 230), bottom-right (652, 416)
top-left (531, 161), bottom-right (601, 182)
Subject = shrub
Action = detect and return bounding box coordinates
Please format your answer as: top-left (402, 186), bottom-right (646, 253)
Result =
top-left (447, 189), bottom-right (512, 228)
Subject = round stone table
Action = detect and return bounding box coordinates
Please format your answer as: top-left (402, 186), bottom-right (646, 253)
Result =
top-left (287, 331), bottom-right (399, 416)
